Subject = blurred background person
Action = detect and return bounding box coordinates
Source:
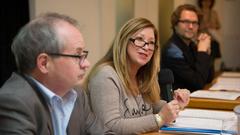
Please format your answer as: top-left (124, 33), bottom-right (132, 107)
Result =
top-left (198, 0), bottom-right (222, 81)
top-left (161, 4), bottom-right (211, 92)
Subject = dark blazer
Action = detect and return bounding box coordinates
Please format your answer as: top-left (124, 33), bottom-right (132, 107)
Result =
top-left (0, 72), bottom-right (102, 135)
top-left (161, 33), bottom-right (211, 92)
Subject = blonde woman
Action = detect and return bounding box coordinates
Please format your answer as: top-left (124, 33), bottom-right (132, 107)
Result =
top-left (85, 18), bottom-right (190, 134)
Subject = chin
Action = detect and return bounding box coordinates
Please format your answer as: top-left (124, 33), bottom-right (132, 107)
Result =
top-left (187, 33), bottom-right (195, 38)
top-left (138, 61), bottom-right (148, 67)
top-left (73, 79), bottom-right (84, 88)
top-left (183, 36), bottom-right (194, 41)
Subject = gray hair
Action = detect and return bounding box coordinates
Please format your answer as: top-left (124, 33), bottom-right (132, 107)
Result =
top-left (11, 12), bottom-right (79, 73)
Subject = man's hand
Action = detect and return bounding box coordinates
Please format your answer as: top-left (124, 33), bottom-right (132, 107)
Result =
top-left (197, 33), bottom-right (211, 54)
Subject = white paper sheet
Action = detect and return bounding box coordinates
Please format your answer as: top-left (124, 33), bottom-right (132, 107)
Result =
top-left (190, 90), bottom-right (240, 100)
top-left (175, 108), bottom-right (237, 131)
top-left (174, 117), bottom-right (223, 130)
top-left (178, 108), bottom-right (236, 120)
top-left (209, 77), bottom-right (240, 91)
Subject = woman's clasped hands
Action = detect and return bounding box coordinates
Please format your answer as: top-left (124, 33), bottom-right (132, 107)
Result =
top-left (158, 89), bottom-right (190, 125)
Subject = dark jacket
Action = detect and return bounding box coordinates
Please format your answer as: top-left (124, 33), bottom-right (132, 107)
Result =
top-left (0, 72), bottom-right (102, 135)
top-left (161, 33), bottom-right (211, 92)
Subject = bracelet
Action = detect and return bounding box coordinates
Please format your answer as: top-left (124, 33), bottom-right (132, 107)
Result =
top-left (154, 114), bottom-right (163, 127)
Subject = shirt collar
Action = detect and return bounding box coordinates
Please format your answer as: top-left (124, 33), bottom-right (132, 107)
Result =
top-left (25, 75), bottom-right (77, 106)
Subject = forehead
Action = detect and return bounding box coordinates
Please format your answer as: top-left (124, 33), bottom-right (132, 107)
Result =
top-left (180, 10), bottom-right (198, 21)
top-left (133, 27), bottom-right (155, 38)
top-left (56, 21), bottom-right (85, 52)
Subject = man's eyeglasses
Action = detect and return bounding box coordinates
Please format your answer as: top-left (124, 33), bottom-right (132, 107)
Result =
top-left (48, 50), bottom-right (88, 65)
top-left (129, 37), bottom-right (157, 51)
top-left (178, 20), bottom-right (199, 27)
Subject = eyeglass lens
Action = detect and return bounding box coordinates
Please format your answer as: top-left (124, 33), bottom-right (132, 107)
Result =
top-left (130, 37), bottom-right (156, 51)
top-left (79, 51), bottom-right (88, 65)
top-left (178, 20), bottom-right (199, 27)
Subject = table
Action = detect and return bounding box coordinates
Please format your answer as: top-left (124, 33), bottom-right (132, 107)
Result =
top-left (188, 71), bottom-right (240, 110)
top-left (188, 96), bottom-right (240, 110)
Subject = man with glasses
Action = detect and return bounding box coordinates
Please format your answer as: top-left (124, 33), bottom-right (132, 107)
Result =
top-left (161, 4), bottom-right (211, 92)
top-left (0, 12), bottom-right (102, 135)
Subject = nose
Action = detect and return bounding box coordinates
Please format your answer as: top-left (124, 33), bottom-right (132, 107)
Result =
top-left (142, 43), bottom-right (150, 50)
top-left (188, 23), bottom-right (194, 29)
top-left (80, 59), bottom-right (90, 69)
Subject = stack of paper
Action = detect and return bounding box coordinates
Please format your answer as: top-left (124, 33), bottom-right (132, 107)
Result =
top-left (160, 108), bottom-right (237, 135)
top-left (209, 77), bottom-right (240, 91)
top-left (190, 90), bottom-right (240, 100)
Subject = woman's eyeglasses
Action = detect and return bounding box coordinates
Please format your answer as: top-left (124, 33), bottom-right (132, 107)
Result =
top-left (129, 37), bottom-right (157, 51)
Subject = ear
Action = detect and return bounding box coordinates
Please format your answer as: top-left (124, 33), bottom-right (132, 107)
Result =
top-left (36, 53), bottom-right (51, 74)
top-left (174, 25), bottom-right (177, 31)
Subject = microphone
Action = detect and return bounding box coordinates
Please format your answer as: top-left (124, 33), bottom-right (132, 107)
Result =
top-left (158, 68), bottom-right (174, 102)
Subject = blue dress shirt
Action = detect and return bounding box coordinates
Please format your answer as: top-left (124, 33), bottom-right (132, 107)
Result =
top-left (29, 76), bottom-right (77, 135)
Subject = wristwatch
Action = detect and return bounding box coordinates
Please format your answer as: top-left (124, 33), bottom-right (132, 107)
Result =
top-left (154, 114), bottom-right (163, 127)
